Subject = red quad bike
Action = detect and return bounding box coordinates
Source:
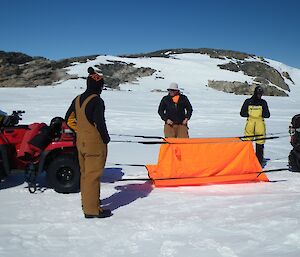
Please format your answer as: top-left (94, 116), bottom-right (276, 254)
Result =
top-left (0, 111), bottom-right (80, 193)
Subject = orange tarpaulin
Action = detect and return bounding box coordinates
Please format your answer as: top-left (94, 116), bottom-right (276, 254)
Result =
top-left (146, 137), bottom-right (269, 187)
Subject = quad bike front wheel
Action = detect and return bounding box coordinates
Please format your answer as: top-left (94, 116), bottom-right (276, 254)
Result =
top-left (47, 155), bottom-right (80, 193)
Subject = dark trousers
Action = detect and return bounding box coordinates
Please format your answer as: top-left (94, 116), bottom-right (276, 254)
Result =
top-left (256, 144), bottom-right (264, 165)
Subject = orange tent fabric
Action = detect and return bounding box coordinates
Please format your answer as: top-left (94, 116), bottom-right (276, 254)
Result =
top-left (146, 137), bottom-right (269, 187)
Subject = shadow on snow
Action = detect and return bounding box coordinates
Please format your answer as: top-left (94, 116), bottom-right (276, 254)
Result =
top-left (101, 167), bottom-right (153, 211)
top-left (1, 167), bottom-right (153, 212)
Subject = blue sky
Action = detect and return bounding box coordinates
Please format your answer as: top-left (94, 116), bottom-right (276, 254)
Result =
top-left (1, 0), bottom-right (299, 68)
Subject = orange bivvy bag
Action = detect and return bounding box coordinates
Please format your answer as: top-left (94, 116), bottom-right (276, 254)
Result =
top-left (146, 137), bottom-right (269, 187)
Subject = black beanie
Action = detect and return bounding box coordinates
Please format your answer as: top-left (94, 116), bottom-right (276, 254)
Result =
top-left (254, 85), bottom-right (263, 95)
top-left (86, 67), bottom-right (104, 90)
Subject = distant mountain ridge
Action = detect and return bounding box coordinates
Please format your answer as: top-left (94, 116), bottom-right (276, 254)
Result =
top-left (0, 48), bottom-right (296, 96)
top-left (121, 48), bottom-right (255, 60)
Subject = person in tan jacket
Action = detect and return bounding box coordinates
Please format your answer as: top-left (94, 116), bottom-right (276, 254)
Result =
top-left (65, 67), bottom-right (111, 218)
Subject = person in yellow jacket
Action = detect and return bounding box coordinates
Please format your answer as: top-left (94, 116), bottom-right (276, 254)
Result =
top-left (240, 86), bottom-right (270, 165)
top-left (0, 110), bottom-right (7, 125)
top-left (65, 67), bottom-right (111, 219)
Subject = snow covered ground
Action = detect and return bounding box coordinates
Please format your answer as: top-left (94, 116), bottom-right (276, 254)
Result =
top-left (1, 54), bottom-right (300, 257)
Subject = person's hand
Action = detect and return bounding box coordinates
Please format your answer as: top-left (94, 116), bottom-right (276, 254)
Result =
top-left (182, 118), bottom-right (188, 125)
top-left (166, 119), bottom-right (173, 126)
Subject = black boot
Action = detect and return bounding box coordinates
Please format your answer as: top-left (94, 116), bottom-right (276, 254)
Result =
top-left (256, 144), bottom-right (264, 165)
top-left (84, 209), bottom-right (112, 219)
top-left (0, 163), bottom-right (6, 181)
top-left (0, 168), bottom-right (6, 181)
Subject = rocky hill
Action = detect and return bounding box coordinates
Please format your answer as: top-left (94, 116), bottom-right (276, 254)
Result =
top-left (124, 48), bottom-right (293, 96)
top-left (0, 51), bottom-right (98, 87)
top-left (0, 49), bottom-right (296, 96)
top-left (0, 51), bottom-right (155, 89)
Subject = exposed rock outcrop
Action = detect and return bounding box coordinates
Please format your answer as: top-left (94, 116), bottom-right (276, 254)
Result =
top-left (282, 71), bottom-right (294, 84)
top-left (95, 60), bottom-right (156, 89)
top-left (208, 80), bottom-right (288, 96)
top-left (218, 61), bottom-right (290, 92)
top-left (0, 51), bottom-right (98, 87)
top-left (0, 51), bottom-right (156, 89)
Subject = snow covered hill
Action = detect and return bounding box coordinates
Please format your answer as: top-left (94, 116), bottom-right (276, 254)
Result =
top-left (63, 52), bottom-right (299, 96)
top-left (1, 49), bottom-right (299, 96)
top-left (0, 52), bottom-right (300, 257)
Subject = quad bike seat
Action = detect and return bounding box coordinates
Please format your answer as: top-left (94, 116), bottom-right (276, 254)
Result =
top-left (17, 117), bottom-right (65, 162)
top-left (17, 123), bottom-right (48, 161)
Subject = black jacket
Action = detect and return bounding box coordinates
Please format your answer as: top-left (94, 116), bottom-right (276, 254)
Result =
top-left (65, 87), bottom-right (110, 144)
top-left (240, 96), bottom-right (270, 118)
top-left (158, 94), bottom-right (193, 124)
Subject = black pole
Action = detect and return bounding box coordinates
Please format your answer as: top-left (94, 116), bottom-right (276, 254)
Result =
top-left (110, 132), bottom-right (289, 141)
top-left (116, 167), bottom-right (289, 182)
top-left (110, 135), bottom-right (287, 145)
top-left (110, 133), bottom-right (163, 139)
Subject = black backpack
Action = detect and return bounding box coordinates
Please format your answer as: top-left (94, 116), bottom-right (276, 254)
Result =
top-left (292, 114), bottom-right (300, 128)
top-left (289, 114), bottom-right (300, 171)
top-left (290, 114), bottom-right (300, 147)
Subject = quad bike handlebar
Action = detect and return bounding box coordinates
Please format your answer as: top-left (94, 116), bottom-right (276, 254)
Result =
top-left (1, 110), bottom-right (25, 127)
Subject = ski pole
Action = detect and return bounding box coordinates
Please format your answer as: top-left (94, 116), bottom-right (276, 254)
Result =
top-left (110, 133), bottom-right (163, 140)
top-left (111, 135), bottom-right (287, 145)
top-left (110, 132), bottom-right (288, 141)
top-left (107, 162), bottom-right (145, 167)
top-left (256, 168), bottom-right (289, 177)
top-left (242, 136), bottom-right (279, 142)
top-left (111, 140), bottom-right (166, 144)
